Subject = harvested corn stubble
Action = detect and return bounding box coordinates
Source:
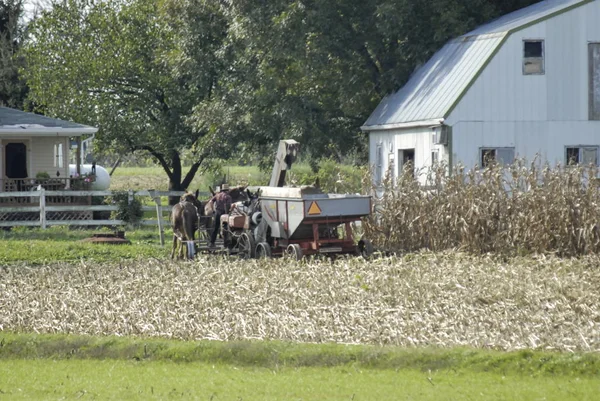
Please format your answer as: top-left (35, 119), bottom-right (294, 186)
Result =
top-left (1, 253), bottom-right (598, 351)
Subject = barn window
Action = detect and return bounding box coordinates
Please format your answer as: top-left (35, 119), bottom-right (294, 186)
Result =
top-left (523, 40), bottom-right (544, 75)
top-left (589, 43), bottom-right (600, 120)
top-left (431, 150), bottom-right (439, 166)
top-left (566, 146), bottom-right (598, 166)
top-left (375, 144), bottom-right (383, 183)
top-left (480, 147), bottom-right (514, 167)
top-left (54, 143), bottom-right (64, 168)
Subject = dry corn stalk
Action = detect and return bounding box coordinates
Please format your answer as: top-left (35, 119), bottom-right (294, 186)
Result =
top-left (363, 161), bottom-right (600, 256)
top-left (1, 253), bottom-right (598, 351)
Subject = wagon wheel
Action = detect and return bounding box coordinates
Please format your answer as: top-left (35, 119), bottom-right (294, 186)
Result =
top-left (222, 224), bottom-right (232, 248)
top-left (286, 243), bottom-right (303, 260)
top-left (357, 238), bottom-right (374, 259)
top-left (238, 232), bottom-right (256, 259)
top-left (256, 242), bottom-right (272, 258)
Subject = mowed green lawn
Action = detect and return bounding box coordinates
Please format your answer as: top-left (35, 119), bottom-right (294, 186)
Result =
top-left (1, 333), bottom-right (599, 400)
top-left (1, 358), bottom-right (598, 401)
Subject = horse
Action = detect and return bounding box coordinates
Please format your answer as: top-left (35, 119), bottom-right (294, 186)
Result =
top-left (171, 190), bottom-right (203, 259)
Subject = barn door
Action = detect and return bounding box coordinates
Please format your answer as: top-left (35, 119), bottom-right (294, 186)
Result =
top-left (589, 43), bottom-right (600, 120)
top-left (398, 148), bottom-right (415, 178)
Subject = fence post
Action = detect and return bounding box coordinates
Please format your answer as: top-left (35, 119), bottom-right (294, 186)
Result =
top-left (150, 190), bottom-right (165, 246)
top-left (39, 188), bottom-right (46, 229)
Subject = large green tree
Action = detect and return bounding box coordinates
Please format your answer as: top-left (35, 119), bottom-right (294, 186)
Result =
top-left (23, 0), bottom-right (541, 187)
top-left (22, 0), bottom-right (230, 198)
top-left (182, 0), bottom-right (540, 168)
top-left (0, 0), bottom-right (28, 108)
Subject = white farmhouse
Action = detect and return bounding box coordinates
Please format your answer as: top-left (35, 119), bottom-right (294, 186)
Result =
top-left (362, 0), bottom-right (600, 184)
top-left (0, 107), bottom-right (97, 191)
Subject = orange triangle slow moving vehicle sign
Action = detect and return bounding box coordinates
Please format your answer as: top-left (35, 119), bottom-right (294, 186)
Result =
top-left (307, 201), bottom-right (322, 215)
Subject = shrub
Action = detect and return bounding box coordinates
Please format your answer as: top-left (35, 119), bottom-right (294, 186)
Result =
top-left (288, 159), bottom-right (364, 194)
top-left (111, 192), bottom-right (144, 227)
top-left (35, 171), bottom-right (51, 181)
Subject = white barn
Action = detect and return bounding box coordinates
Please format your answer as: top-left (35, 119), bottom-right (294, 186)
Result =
top-left (362, 0), bottom-right (600, 184)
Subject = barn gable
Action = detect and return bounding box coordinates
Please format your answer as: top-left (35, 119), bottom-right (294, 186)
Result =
top-left (362, 0), bottom-right (590, 131)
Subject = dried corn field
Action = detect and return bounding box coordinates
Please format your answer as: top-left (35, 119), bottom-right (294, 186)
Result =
top-left (364, 162), bottom-right (600, 256)
top-left (1, 254), bottom-right (599, 352)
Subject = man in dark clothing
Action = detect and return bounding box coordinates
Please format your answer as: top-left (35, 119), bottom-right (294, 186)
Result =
top-left (210, 184), bottom-right (233, 247)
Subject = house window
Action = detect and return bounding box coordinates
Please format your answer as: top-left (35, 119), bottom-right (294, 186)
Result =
top-left (589, 43), bottom-right (600, 120)
top-left (523, 40), bottom-right (544, 75)
top-left (480, 147), bottom-right (515, 167)
top-left (54, 143), bottom-right (64, 168)
top-left (431, 150), bottom-right (439, 166)
top-left (566, 146), bottom-right (598, 165)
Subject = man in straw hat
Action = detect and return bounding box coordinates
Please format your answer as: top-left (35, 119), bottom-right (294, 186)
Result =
top-left (209, 184), bottom-right (233, 248)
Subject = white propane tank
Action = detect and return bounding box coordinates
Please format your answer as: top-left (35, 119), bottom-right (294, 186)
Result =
top-left (68, 164), bottom-right (111, 190)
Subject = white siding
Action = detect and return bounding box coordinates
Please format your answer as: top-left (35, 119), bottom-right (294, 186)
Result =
top-left (447, 23), bottom-right (548, 123)
top-left (370, 128), bottom-right (444, 185)
top-left (30, 137), bottom-right (70, 179)
top-left (368, 0), bottom-right (600, 183)
top-left (452, 121), bottom-right (600, 167)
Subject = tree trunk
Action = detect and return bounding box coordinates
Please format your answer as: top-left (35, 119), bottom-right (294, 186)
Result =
top-left (168, 151), bottom-right (184, 206)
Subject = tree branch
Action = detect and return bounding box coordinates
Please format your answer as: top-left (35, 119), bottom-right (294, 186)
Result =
top-left (132, 144), bottom-right (173, 181)
top-left (181, 149), bottom-right (210, 189)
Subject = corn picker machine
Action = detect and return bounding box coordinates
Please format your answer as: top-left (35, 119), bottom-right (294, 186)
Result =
top-left (196, 140), bottom-right (373, 259)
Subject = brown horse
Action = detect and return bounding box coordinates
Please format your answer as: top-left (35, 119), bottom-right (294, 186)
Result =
top-left (171, 190), bottom-right (203, 259)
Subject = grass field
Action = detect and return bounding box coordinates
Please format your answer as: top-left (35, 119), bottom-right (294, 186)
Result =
top-left (110, 165), bottom-right (273, 191)
top-left (0, 226), bottom-right (165, 264)
top-left (109, 162), bottom-right (361, 194)
top-left (2, 358), bottom-right (598, 400)
top-left (1, 333), bottom-right (599, 400)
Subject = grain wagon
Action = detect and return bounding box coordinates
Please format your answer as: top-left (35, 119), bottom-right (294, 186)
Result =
top-left (196, 139), bottom-right (373, 259)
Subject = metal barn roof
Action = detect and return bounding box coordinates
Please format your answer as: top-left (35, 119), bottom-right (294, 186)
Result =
top-left (0, 107), bottom-right (97, 136)
top-left (465, 0), bottom-right (587, 36)
top-left (362, 0), bottom-right (590, 130)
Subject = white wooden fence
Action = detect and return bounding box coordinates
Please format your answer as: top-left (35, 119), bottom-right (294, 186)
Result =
top-left (0, 188), bottom-right (211, 232)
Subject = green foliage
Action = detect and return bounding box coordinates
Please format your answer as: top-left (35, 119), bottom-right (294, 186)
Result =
top-left (19, 0), bottom-right (542, 189)
top-left (0, 0), bottom-right (28, 108)
top-left (288, 159), bottom-right (364, 193)
top-left (111, 192), bottom-right (144, 227)
top-left (21, 0), bottom-right (222, 192)
top-left (34, 171), bottom-right (50, 180)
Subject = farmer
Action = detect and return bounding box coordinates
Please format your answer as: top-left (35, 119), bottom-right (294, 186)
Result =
top-left (209, 184), bottom-right (233, 247)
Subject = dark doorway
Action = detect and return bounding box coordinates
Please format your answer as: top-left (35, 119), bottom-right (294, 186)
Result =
top-left (5, 143), bottom-right (28, 179)
top-left (5, 143), bottom-right (28, 191)
top-left (398, 148), bottom-right (415, 178)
